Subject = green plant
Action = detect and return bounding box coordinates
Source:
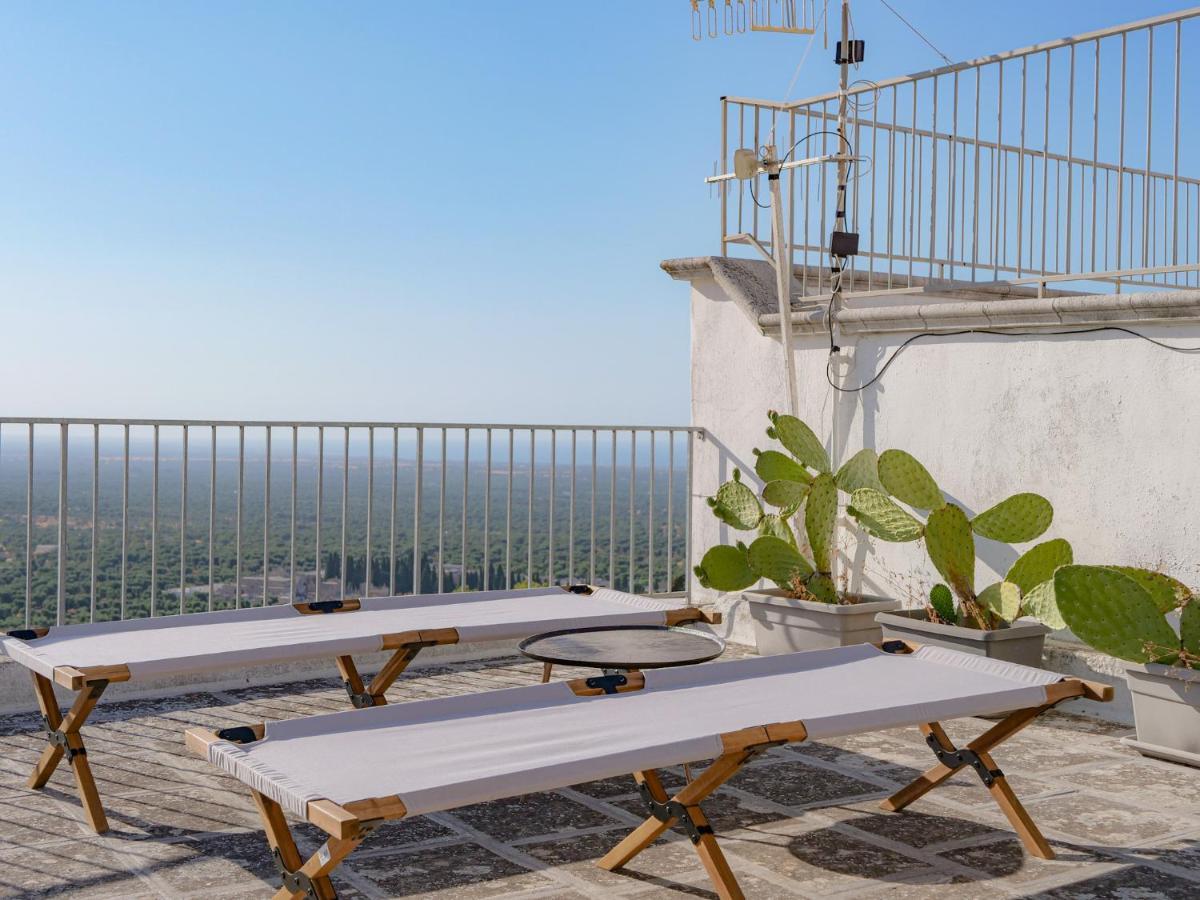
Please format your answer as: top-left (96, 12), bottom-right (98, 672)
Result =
top-left (693, 412), bottom-right (850, 603)
top-left (1054, 565), bottom-right (1200, 669)
top-left (845, 447), bottom-right (1066, 630)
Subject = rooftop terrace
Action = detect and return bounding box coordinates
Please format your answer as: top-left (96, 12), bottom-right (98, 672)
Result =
top-left (2, 651), bottom-right (1198, 899)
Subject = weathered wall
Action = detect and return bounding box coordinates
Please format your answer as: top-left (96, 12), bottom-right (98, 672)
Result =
top-left (676, 256), bottom-right (1200, 719)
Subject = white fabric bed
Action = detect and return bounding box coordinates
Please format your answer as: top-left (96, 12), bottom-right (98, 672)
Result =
top-left (205, 643), bottom-right (1063, 819)
top-left (1, 587), bottom-right (683, 680)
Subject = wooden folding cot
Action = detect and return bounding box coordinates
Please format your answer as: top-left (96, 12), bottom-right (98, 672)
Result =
top-left (0, 585), bottom-right (715, 833)
top-left (188, 640), bottom-right (1112, 900)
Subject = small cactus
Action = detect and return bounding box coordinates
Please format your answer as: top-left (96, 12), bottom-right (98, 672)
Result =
top-left (971, 493), bottom-right (1053, 543)
top-left (694, 544), bottom-right (757, 592)
top-left (846, 488), bottom-right (923, 542)
top-left (707, 469), bottom-right (763, 531)
top-left (1054, 565), bottom-right (1184, 665)
top-left (835, 449), bottom-right (886, 495)
top-left (929, 583), bottom-right (958, 625)
top-left (747, 535), bottom-right (814, 586)
top-left (805, 473), bottom-right (838, 572)
top-left (878, 450), bottom-right (944, 510)
top-left (767, 412), bottom-right (831, 473)
top-left (753, 449), bottom-right (812, 485)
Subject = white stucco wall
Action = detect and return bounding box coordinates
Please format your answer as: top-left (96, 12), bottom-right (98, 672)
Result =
top-left (679, 259), bottom-right (1200, 719)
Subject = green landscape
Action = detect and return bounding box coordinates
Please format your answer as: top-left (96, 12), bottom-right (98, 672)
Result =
top-left (0, 435), bottom-right (689, 629)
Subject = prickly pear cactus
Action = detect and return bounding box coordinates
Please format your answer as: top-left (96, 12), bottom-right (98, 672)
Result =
top-left (1105, 567), bottom-right (1192, 614)
top-left (758, 513), bottom-right (796, 545)
top-left (835, 449), bottom-right (886, 495)
top-left (805, 573), bottom-right (838, 603)
top-left (767, 412), bottom-right (830, 474)
top-left (878, 450), bottom-right (944, 510)
top-left (707, 469), bottom-right (763, 531)
top-left (1021, 579), bottom-right (1067, 630)
top-left (847, 489), bottom-right (924, 542)
top-left (1182, 598), bottom-right (1200, 659)
top-left (805, 473), bottom-right (838, 572)
top-left (929, 583), bottom-right (958, 625)
top-left (694, 544), bottom-right (757, 592)
top-left (1006, 539), bottom-right (1073, 594)
top-left (747, 535), bottom-right (814, 586)
top-left (979, 581), bottom-right (1021, 623)
top-left (924, 504), bottom-right (976, 600)
top-left (970, 493), bottom-right (1053, 543)
top-left (753, 449), bottom-right (813, 485)
top-left (762, 479), bottom-right (809, 512)
top-left (1054, 565), bottom-right (1180, 664)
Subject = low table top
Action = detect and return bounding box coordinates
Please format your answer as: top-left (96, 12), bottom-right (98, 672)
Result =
top-left (518, 625), bottom-right (726, 671)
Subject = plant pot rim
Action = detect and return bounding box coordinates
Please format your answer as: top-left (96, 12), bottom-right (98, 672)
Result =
top-left (875, 607), bottom-right (1051, 641)
top-left (744, 588), bottom-right (901, 614)
top-left (1124, 661), bottom-right (1200, 683)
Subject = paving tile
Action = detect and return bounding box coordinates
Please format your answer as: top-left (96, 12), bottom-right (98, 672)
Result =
top-left (350, 841), bottom-right (552, 898)
top-left (447, 793), bottom-right (619, 842)
top-left (610, 788), bottom-right (786, 834)
top-left (727, 758), bottom-right (886, 808)
top-left (95, 783), bottom-right (262, 839)
top-left (569, 769), bottom-right (687, 801)
top-left (1031, 862), bottom-right (1200, 898)
top-left (0, 838), bottom-right (152, 898)
top-left (832, 799), bottom-right (1004, 849)
top-left (1060, 758), bottom-right (1200, 814)
top-left (1022, 790), bottom-right (1188, 845)
top-left (519, 827), bottom-right (682, 891)
top-left (940, 834), bottom-right (1111, 885)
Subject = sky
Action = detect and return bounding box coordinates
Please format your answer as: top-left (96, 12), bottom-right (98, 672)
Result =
top-left (0, 0), bottom-right (1188, 425)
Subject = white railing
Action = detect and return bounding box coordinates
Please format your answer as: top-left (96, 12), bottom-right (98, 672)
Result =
top-left (717, 7), bottom-right (1200, 294)
top-left (0, 419), bottom-right (700, 629)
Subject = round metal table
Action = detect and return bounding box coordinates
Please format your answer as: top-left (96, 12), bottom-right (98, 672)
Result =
top-left (519, 624), bottom-right (726, 687)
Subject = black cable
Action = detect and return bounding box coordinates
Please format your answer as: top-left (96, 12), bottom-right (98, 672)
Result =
top-left (748, 177), bottom-right (771, 209)
top-left (825, 325), bottom-right (1200, 394)
top-left (782, 130), bottom-right (853, 164)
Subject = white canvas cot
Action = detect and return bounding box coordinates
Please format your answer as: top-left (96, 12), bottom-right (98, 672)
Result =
top-left (188, 641), bottom-right (1112, 900)
top-left (0, 585), bottom-right (716, 834)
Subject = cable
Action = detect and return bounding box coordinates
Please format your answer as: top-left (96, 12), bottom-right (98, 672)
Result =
top-left (825, 325), bottom-right (1200, 394)
top-left (877, 0), bottom-right (953, 66)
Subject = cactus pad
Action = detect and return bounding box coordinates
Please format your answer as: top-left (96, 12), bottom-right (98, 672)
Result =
top-left (694, 545), bottom-right (757, 592)
top-left (805, 573), bottom-right (838, 603)
top-left (1054, 565), bottom-right (1180, 664)
top-left (707, 471), bottom-right (763, 531)
top-left (805, 473), bottom-right (838, 572)
top-left (847, 489), bottom-right (924, 542)
top-left (747, 535), bottom-right (814, 587)
top-left (924, 504), bottom-right (976, 599)
top-left (1181, 598), bottom-right (1200, 661)
top-left (1021, 579), bottom-right (1067, 630)
top-left (970, 493), bottom-right (1053, 543)
top-left (767, 413), bottom-right (831, 473)
top-left (1006, 539), bottom-right (1073, 594)
top-left (762, 479), bottom-right (810, 512)
top-left (835, 449), bottom-right (886, 495)
top-left (758, 513), bottom-right (796, 546)
top-left (878, 449), bottom-right (944, 510)
top-left (1105, 567), bottom-right (1192, 614)
top-left (753, 449), bottom-right (813, 485)
top-left (979, 581), bottom-right (1021, 623)
top-left (929, 583), bottom-right (958, 625)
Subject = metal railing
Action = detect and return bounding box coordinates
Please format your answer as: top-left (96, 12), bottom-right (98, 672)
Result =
top-left (0, 419), bottom-right (700, 628)
top-left (718, 7), bottom-right (1200, 294)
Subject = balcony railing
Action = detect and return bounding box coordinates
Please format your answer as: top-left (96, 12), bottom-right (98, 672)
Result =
top-left (0, 418), bottom-right (700, 629)
top-left (717, 7), bottom-right (1200, 295)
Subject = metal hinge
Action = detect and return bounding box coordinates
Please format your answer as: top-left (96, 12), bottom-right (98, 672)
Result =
top-left (637, 783), bottom-right (713, 845)
top-left (925, 732), bottom-right (1004, 787)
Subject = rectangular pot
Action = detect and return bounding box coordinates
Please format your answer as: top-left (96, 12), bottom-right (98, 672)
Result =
top-left (1123, 663), bottom-right (1200, 768)
top-left (875, 608), bottom-right (1050, 668)
top-left (746, 589), bottom-right (901, 655)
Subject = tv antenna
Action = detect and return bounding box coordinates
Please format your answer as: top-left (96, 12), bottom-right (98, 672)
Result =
top-left (700, 0), bottom-right (861, 419)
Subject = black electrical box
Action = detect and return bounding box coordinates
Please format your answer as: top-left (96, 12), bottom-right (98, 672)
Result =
top-left (835, 40), bottom-right (865, 65)
top-left (830, 231), bottom-right (860, 257)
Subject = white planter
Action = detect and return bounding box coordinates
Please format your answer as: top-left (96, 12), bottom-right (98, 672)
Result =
top-left (745, 589), bottom-right (901, 655)
top-left (1122, 663), bottom-right (1200, 768)
top-left (875, 608), bottom-right (1050, 668)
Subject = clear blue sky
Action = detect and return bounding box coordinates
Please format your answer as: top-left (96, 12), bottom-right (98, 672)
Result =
top-left (0, 1), bottom-right (1184, 424)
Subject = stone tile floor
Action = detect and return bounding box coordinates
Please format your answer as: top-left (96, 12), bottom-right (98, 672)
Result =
top-left (1, 653), bottom-right (1199, 898)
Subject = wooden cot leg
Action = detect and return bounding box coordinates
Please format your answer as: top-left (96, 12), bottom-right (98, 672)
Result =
top-left (335, 645), bottom-right (423, 709)
top-left (882, 710), bottom-right (1055, 860)
top-left (541, 662), bottom-right (553, 683)
top-left (270, 835), bottom-right (363, 900)
top-left (27, 673), bottom-right (109, 834)
top-left (599, 755), bottom-right (751, 900)
top-left (254, 791), bottom-right (353, 900)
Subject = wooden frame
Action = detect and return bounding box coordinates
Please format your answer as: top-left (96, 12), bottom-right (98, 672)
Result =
top-left (9, 585), bottom-right (714, 834)
top-left (187, 652), bottom-right (1111, 900)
